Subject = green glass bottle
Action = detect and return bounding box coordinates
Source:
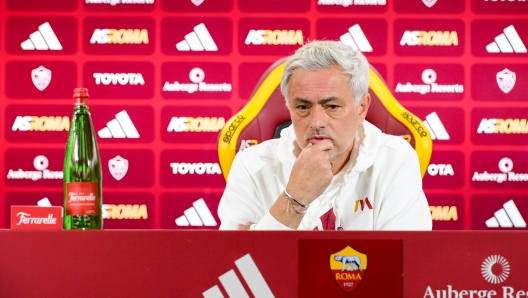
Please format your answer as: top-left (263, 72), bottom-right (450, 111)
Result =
top-left (63, 88), bottom-right (103, 230)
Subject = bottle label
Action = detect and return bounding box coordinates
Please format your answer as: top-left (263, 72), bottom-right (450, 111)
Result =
top-left (66, 182), bottom-right (99, 216)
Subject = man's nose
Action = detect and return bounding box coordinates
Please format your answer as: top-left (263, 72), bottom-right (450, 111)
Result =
top-left (309, 105), bottom-right (328, 129)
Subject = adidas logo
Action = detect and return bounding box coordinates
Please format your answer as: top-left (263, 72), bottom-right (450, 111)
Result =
top-left (20, 22), bottom-right (62, 51)
top-left (422, 112), bottom-right (450, 140)
top-left (339, 24), bottom-right (372, 52)
top-left (203, 254), bottom-right (274, 298)
top-left (486, 200), bottom-right (527, 228)
top-left (486, 25), bottom-right (527, 53)
top-left (175, 198), bottom-right (217, 226)
top-left (98, 110), bottom-right (140, 138)
top-left (176, 23), bottom-right (218, 51)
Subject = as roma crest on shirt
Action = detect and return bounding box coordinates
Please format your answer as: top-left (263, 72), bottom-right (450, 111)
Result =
top-left (329, 246), bottom-right (367, 293)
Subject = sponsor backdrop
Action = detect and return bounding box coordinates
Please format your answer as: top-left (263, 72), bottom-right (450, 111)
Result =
top-left (0, 0), bottom-right (527, 230)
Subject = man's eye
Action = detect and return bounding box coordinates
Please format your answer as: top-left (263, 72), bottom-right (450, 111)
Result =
top-left (296, 105), bottom-right (308, 111)
top-left (327, 105), bottom-right (339, 110)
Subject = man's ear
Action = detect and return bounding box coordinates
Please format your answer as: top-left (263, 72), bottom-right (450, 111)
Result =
top-left (358, 93), bottom-right (371, 121)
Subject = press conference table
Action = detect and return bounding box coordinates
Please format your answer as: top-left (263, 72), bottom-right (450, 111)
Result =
top-left (0, 230), bottom-right (526, 297)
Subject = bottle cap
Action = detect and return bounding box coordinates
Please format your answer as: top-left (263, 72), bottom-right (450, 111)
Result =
top-left (73, 88), bottom-right (89, 106)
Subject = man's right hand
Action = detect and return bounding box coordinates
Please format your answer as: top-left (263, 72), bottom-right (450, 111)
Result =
top-left (285, 140), bottom-right (334, 206)
top-left (268, 139), bottom-right (334, 229)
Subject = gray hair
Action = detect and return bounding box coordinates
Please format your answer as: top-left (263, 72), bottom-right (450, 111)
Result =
top-left (280, 40), bottom-right (370, 106)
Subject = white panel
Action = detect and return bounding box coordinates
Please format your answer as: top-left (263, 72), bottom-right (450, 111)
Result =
top-left (349, 24), bottom-right (372, 52)
top-left (193, 199), bottom-right (217, 226)
top-left (20, 39), bottom-right (35, 50)
top-left (194, 23), bottom-right (218, 51)
top-left (503, 25), bottom-right (527, 53)
top-left (494, 209), bottom-right (513, 228)
top-left (38, 22), bottom-right (63, 50)
top-left (339, 33), bottom-right (358, 51)
top-left (203, 285), bottom-right (225, 298)
top-left (495, 34), bottom-right (514, 53)
top-left (107, 119), bottom-right (126, 138)
top-left (425, 112), bottom-right (449, 140)
top-left (503, 200), bottom-right (527, 228)
top-left (98, 127), bottom-right (113, 138)
top-left (115, 111), bottom-right (140, 138)
top-left (29, 31), bottom-right (49, 50)
top-left (486, 217), bottom-right (499, 228)
top-left (235, 254), bottom-right (274, 298)
top-left (176, 40), bottom-right (191, 51)
top-left (218, 270), bottom-right (249, 298)
top-left (184, 207), bottom-right (203, 226)
top-left (185, 32), bottom-right (204, 51)
top-left (486, 42), bottom-right (500, 53)
top-left (175, 216), bottom-right (190, 226)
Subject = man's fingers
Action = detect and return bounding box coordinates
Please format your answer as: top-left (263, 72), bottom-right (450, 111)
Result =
top-left (237, 222), bottom-right (253, 230)
top-left (312, 139), bottom-right (333, 152)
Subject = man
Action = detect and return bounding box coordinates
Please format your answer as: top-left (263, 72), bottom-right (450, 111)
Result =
top-left (218, 40), bottom-right (432, 230)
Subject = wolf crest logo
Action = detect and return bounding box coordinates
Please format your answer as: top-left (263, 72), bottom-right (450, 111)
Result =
top-left (109, 155), bottom-right (128, 181)
top-left (330, 246), bottom-right (368, 293)
top-left (191, 0), bottom-right (204, 6)
top-left (422, 0), bottom-right (437, 8)
top-left (496, 68), bottom-right (516, 94)
top-left (31, 66), bottom-right (52, 91)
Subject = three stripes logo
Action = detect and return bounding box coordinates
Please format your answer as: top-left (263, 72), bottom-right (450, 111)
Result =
top-left (422, 112), bottom-right (450, 141)
top-left (175, 198), bottom-right (217, 226)
top-left (339, 24), bottom-right (373, 53)
top-left (176, 23), bottom-right (218, 51)
top-left (486, 200), bottom-right (527, 228)
top-left (486, 25), bottom-right (527, 54)
top-left (20, 22), bottom-right (62, 51)
top-left (98, 110), bottom-right (140, 138)
top-left (202, 254), bottom-right (275, 298)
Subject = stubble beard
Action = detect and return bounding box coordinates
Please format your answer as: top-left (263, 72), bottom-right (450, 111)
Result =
top-left (300, 128), bottom-right (356, 161)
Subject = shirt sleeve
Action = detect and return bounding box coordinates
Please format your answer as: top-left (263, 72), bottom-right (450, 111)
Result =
top-left (218, 152), bottom-right (292, 230)
top-left (251, 211), bottom-right (291, 230)
top-left (374, 141), bottom-right (433, 231)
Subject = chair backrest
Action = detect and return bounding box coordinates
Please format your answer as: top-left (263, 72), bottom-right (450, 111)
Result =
top-left (218, 58), bottom-right (432, 180)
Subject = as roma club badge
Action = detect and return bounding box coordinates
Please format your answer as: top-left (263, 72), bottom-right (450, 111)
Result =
top-left (329, 246), bottom-right (367, 293)
top-left (422, 0), bottom-right (437, 8)
top-left (108, 155), bottom-right (129, 181)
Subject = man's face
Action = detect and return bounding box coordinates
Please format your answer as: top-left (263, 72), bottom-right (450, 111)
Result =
top-left (287, 65), bottom-right (370, 160)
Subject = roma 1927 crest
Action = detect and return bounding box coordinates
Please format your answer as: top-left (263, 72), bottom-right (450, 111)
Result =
top-left (330, 246), bottom-right (368, 293)
top-left (496, 68), bottom-right (516, 94)
top-left (108, 155), bottom-right (129, 181)
top-left (31, 66), bottom-right (52, 91)
top-left (422, 0), bottom-right (437, 8)
top-left (191, 0), bottom-right (204, 6)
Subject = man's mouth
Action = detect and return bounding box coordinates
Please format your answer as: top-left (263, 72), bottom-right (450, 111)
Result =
top-left (308, 136), bottom-right (331, 144)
